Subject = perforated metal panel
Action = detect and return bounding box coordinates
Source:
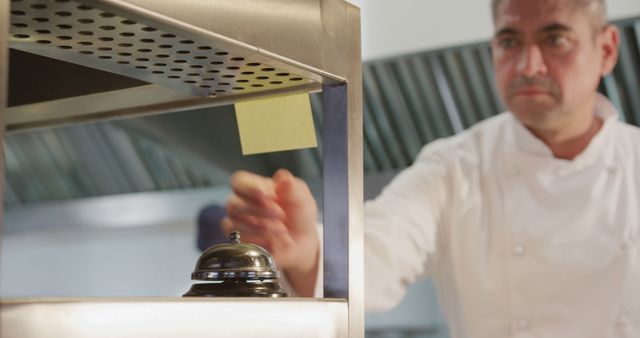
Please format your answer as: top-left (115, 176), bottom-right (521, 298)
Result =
top-left (9, 0), bottom-right (315, 97)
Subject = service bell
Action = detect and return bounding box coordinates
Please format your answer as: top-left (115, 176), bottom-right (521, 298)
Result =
top-left (183, 231), bottom-right (289, 297)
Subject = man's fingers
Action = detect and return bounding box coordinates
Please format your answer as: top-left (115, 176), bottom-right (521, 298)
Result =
top-left (268, 229), bottom-right (294, 253)
top-left (231, 171), bottom-right (276, 204)
top-left (226, 194), bottom-right (285, 220)
top-left (221, 217), bottom-right (233, 236)
top-left (224, 216), bottom-right (266, 238)
top-left (226, 214), bottom-right (288, 235)
top-left (273, 169), bottom-right (316, 210)
top-left (223, 215), bottom-right (292, 252)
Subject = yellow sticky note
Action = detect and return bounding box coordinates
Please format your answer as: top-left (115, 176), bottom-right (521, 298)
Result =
top-left (235, 93), bottom-right (318, 155)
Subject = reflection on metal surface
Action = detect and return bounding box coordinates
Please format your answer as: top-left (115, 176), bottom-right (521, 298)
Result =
top-left (1, 298), bottom-right (348, 338)
top-left (6, 85), bottom-right (192, 129)
top-left (6, 81), bottom-right (321, 132)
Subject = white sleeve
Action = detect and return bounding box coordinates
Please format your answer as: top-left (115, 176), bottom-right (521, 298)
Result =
top-left (364, 142), bottom-right (450, 312)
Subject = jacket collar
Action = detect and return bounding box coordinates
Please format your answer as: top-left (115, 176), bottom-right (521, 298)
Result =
top-left (504, 93), bottom-right (619, 174)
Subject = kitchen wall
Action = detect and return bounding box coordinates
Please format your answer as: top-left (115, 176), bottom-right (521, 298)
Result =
top-left (1, 221), bottom-right (199, 297)
top-left (351, 0), bottom-right (640, 60)
top-left (0, 186), bottom-right (231, 297)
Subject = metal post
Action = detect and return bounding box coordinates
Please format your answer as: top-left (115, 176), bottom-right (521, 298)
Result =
top-left (321, 3), bottom-right (364, 338)
top-left (322, 83), bottom-right (349, 299)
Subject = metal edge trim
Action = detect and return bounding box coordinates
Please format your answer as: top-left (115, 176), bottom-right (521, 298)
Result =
top-left (345, 2), bottom-right (364, 338)
top-left (0, 0), bottom-right (8, 240)
top-left (5, 82), bottom-right (322, 132)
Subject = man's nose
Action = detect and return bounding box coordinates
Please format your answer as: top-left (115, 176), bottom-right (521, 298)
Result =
top-left (517, 44), bottom-right (547, 77)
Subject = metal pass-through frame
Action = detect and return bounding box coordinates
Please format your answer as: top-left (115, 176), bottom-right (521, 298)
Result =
top-left (1, 0), bottom-right (363, 337)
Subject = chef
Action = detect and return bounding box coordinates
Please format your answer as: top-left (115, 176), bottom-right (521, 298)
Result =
top-left (222, 0), bottom-right (640, 337)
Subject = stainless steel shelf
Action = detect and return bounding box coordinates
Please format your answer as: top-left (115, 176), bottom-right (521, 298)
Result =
top-left (1, 297), bottom-right (348, 338)
top-left (9, 0), bottom-right (342, 97)
top-left (5, 0), bottom-right (347, 131)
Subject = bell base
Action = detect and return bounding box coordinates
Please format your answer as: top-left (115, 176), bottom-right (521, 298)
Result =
top-left (183, 279), bottom-right (289, 297)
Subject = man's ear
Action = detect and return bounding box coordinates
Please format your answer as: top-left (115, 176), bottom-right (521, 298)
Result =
top-left (600, 24), bottom-right (620, 76)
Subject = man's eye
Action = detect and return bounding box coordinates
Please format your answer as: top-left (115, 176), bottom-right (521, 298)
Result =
top-left (546, 34), bottom-right (569, 46)
top-left (498, 37), bottom-right (519, 49)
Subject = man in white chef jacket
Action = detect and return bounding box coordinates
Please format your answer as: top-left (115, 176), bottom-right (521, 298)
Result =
top-left (222, 0), bottom-right (640, 337)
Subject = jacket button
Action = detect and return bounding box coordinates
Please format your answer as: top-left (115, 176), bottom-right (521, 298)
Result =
top-left (617, 314), bottom-right (629, 325)
top-left (513, 244), bottom-right (526, 256)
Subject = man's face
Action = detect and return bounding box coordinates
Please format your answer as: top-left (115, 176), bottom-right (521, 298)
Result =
top-left (491, 0), bottom-right (617, 133)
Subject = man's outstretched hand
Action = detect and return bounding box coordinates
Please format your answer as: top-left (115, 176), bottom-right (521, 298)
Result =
top-left (223, 169), bottom-right (320, 296)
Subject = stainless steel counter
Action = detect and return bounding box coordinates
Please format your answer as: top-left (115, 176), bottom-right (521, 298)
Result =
top-left (1, 297), bottom-right (348, 338)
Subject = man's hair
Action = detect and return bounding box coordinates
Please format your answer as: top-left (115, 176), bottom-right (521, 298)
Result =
top-left (491, 0), bottom-right (608, 30)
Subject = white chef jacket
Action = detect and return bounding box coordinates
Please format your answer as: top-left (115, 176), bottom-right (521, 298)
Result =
top-left (363, 94), bottom-right (640, 338)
